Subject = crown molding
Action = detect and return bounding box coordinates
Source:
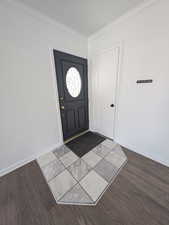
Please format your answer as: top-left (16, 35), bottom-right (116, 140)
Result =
top-left (0, 0), bottom-right (86, 39)
top-left (89, 0), bottom-right (159, 41)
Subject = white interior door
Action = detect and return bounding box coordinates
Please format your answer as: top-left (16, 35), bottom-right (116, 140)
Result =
top-left (93, 47), bottom-right (120, 139)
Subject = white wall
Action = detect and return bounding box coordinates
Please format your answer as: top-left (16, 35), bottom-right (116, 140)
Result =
top-left (1, 0), bottom-right (169, 176)
top-left (0, 1), bottom-right (87, 176)
top-left (89, 0), bottom-right (169, 166)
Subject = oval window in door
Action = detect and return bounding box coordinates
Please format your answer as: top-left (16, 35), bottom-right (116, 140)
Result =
top-left (66, 67), bottom-right (82, 97)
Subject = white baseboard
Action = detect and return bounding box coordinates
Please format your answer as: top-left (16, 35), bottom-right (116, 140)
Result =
top-left (0, 142), bottom-right (62, 177)
top-left (117, 141), bottom-right (169, 168)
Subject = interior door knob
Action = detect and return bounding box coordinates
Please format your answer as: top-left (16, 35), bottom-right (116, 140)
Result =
top-left (61, 106), bottom-right (65, 110)
top-left (110, 104), bottom-right (115, 107)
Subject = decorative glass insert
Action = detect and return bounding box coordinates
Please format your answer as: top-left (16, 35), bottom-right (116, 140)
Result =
top-left (66, 67), bottom-right (82, 97)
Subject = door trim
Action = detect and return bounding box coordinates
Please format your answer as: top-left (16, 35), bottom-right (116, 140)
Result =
top-left (49, 48), bottom-right (64, 145)
top-left (90, 42), bottom-right (123, 140)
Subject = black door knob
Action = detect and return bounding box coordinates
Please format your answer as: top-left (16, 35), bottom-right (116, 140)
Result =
top-left (110, 104), bottom-right (115, 107)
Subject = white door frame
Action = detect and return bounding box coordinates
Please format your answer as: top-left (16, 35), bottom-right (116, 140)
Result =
top-left (49, 47), bottom-right (64, 145)
top-left (90, 42), bottom-right (123, 140)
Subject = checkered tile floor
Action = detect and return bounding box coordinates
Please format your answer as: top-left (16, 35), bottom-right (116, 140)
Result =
top-left (37, 139), bottom-right (127, 205)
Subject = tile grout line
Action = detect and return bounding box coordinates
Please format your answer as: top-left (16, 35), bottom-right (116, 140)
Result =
top-left (94, 143), bottom-right (118, 158)
top-left (39, 152), bottom-right (69, 183)
top-left (60, 145), bottom-right (127, 204)
top-left (49, 149), bottom-right (95, 203)
top-left (37, 139), bottom-right (116, 170)
top-left (57, 150), bottom-right (109, 203)
top-left (93, 158), bottom-right (128, 206)
top-left (37, 140), bottom-right (127, 205)
top-left (37, 158), bottom-right (57, 170)
top-left (37, 149), bottom-right (74, 184)
top-left (46, 159), bottom-right (78, 202)
top-left (58, 161), bottom-right (94, 203)
top-left (51, 144), bottom-right (114, 199)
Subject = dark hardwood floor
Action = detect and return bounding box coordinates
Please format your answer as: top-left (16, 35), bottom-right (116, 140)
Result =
top-left (0, 148), bottom-right (169, 225)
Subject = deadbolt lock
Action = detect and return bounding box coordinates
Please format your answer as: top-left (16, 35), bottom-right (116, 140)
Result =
top-left (60, 97), bottom-right (64, 100)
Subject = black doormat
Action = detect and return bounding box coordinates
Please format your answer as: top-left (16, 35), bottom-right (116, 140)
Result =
top-left (66, 131), bottom-right (105, 158)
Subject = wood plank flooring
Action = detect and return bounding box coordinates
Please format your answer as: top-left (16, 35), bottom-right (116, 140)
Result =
top-left (0, 148), bottom-right (169, 225)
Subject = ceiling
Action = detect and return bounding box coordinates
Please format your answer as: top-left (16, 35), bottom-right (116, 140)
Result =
top-left (16, 0), bottom-right (147, 36)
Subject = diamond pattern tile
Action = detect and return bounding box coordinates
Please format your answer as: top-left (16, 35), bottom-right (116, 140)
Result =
top-left (37, 138), bottom-right (127, 205)
top-left (37, 152), bottom-right (56, 168)
top-left (59, 184), bottom-right (93, 204)
top-left (60, 151), bottom-right (78, 168)
top-left (102, 139), bottom-right (117, 149)
top-left (94, 159), bottom-right (117, 182)
top-left (67, 159), bottom-right (91, 181)
top-left (105, 149), bottom-right (127, 169)
top-left (82, 151), bottom-right (102, 167)
top-left (80, 170), bottom-right (108, 202)
top-left (93, 143), bottom-right (112, 158)
top-left (41, 158), bottom-right (65, 182)
top-left (53, 145), bottom-right (70, 158)
top-left (48, 170), bottom-right (77, 201)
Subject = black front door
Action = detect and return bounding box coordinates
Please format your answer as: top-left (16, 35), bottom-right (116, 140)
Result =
top-left (53, 50), bottom-right (89, 141)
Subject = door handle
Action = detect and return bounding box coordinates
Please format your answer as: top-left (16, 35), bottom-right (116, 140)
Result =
top-left (61, 106), bottom-right (65, 110)
top-left (110, 104), bottom-right (115, 107)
